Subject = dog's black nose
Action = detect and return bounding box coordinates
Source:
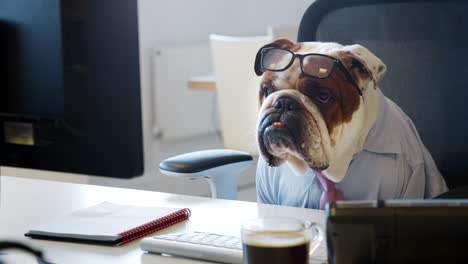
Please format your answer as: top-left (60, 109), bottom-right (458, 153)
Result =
top-left (273, 97), bottom-right (300, 111)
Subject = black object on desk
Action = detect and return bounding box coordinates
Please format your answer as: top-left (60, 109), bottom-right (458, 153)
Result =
top-left (0, 241), bottom-right (53, 264)
top-left (326, 200), bottom-right (468, 264)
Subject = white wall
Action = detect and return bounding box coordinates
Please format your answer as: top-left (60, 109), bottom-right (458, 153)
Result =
top-left (137, 0), bottom-right (311, 141)
top-left (138, 0), bottom-right (310, 45)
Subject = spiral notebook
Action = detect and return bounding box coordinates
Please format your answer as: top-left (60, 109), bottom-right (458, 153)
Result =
top-left (25, 202), bottom-right (191, 246)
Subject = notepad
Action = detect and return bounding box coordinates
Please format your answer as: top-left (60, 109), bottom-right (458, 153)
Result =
top-left (25, 202), bottom-right (191, 245)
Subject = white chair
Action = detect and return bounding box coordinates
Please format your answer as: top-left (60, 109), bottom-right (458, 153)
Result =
top-left (267, 25), bottom-right (299, 41)
top-left (210, 34), bottom-right (273, 155)
top-left (159, 34), bottom-right (272, 200)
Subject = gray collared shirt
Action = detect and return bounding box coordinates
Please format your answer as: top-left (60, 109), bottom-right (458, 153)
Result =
top-left (256, 90), bottom-right (449, 209)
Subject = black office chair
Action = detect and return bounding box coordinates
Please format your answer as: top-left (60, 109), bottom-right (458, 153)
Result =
top-left (298, 0), bottom-right (468, 197)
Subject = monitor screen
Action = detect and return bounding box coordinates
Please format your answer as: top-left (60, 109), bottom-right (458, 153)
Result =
top-left (0, 0), bottom-right (144, 178)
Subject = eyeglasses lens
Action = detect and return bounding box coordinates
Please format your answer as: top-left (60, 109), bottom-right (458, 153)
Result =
top-left (261, 48), bottom-right (293, 71)
top-left (302, 55), bottom-right (334, 78)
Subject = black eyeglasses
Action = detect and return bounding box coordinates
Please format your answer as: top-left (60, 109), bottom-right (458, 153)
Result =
top-left (259, 47), bottom-right (362, 96)
top-left (0, 241), bottom-right (53, 264)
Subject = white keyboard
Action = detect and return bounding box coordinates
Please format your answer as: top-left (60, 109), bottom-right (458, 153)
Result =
top-left (140, 231), bottom-right (243, 264)
top-left (140, 231), bottom-right (328, 264)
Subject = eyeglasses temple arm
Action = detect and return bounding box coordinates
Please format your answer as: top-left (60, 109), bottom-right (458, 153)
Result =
top-left (336, 62), bottom-right (363, 96)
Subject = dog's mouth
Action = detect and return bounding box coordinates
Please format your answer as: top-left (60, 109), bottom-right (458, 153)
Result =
top-left (257, 107), bottom-right (329, 170)
top-left (261, 117), bottom-right (299, 166)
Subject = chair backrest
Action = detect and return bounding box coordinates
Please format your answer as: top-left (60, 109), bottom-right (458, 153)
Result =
top-left (210, 34), bottom-right (273, 155)
top-left (267, 25), bottom-right (298, 41)
top-left (298, 0), bottom-right (468, 188)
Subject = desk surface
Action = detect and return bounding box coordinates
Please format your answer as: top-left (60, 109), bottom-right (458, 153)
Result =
top-left (0, 176), bottom-right (326, 264)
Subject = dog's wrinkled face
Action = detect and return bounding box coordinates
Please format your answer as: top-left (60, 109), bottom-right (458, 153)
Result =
top-left (255, 39), bottom-right (386, 181)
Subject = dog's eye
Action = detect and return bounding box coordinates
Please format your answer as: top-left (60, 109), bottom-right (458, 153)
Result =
top-left (262, 85), bottom-right (270, 98)
top-left (316, 90), bottom-right (331, 104)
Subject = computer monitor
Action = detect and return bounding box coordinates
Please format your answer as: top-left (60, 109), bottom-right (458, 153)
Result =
top-left (0, 0), bottom-right (144, 178)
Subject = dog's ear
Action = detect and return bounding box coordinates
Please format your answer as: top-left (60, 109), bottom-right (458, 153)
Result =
top-left (336, 44), bottom-right (386, 91)
top-left (254, 39), bottom-right (296, 76)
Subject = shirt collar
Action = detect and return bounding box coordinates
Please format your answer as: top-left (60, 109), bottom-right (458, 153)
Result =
top-left (362, 89), bottom-right (402, 154)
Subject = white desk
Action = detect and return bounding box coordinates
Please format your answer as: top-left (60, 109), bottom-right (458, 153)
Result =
top-left (0, 176), bottom-right (326, 263)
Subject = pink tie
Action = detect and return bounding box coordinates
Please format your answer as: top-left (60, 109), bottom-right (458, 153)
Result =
top-left (314, 170), bottom-right (344, 210)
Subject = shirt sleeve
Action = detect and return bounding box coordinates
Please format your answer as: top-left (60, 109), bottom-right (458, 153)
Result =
top-left (398, 108), bottom-right (448, 198)
top-left (421, 145), bottom-right (449, 198)
top-left (400, 162), bottom-right (426, 199)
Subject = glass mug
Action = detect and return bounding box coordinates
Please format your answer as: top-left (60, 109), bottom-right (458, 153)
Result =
top-left (241, 218), bottom-right (323, 264)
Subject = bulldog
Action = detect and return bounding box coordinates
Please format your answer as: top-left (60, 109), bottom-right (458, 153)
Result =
top-left (254, 39), bottom-right (448, 209)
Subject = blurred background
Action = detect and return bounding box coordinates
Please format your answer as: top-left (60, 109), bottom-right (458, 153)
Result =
top-left (3, 0), bottom-right (312, 201)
